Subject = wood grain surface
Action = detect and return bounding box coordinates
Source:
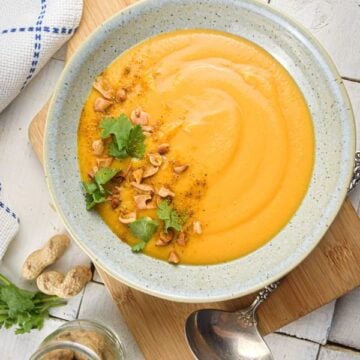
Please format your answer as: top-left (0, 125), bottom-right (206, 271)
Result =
top-left (28, 1), bottom-right (360, 359)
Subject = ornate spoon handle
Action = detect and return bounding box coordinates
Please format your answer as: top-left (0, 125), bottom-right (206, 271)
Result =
top-left (348, 151), bottom-right (360, 193)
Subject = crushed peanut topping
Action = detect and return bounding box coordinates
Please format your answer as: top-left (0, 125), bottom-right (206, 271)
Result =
top-left (141, 125), bottom-right (154, 133)
top-left (173, 164), bottom-right (189, 174)
top-left (193, 221), bottom-right (202, 234)
top-left (130, 107), bottom-right (149, 125)
top-left (157, 186), bottom-right (175, 198)
top-left (168, 250), bottom-right (180, 264)
top-left (119, 212), bottom-right (137, 224)
top-left (134, 194), bottom-right (153, 209)
top-left (157, 143), bottom-right (170, 155)
top-left (155, 231), bottom-right (174, 247)
top-left (93, 76), bottom-right (114, 99)
top-left (148, 153), bottom-right (163, 167)
top-left (143, 166), bottom-right (159, 178)
top-left (131, 182), bottom-right (154, 193)
top-left (176, 232), bottom-right (187, 246)
top-left (96, 157), bottom-right (113, 168)
top-left (115, 88), bottom-right (127, 102)
top-left (131, 168), bottom-right (144, 184)
top-left (88, 165), bottom-right (99, 179)
top-left (93, 97), bottom-right (112, 112)
top-left (91, 139), bottom-right (104, 156)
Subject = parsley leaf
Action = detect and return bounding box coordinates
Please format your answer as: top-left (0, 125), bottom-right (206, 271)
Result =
top-left (129, 217), bottom-right (159, 252)
top-left (83, 167), bottom-right (119, 210)
top-left (0, 273), bottom-right (66, 334)
top-left (100, 114), bottom-right (146, 159)
top-left (156, 200), bottom-right (185, 232)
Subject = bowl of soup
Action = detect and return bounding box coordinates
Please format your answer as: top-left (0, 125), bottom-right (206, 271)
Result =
top-left (44, 0), bottom-right (355, 302)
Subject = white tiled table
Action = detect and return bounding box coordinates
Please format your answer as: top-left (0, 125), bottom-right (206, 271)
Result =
top-left (0, 1), bottom-right (359, 359)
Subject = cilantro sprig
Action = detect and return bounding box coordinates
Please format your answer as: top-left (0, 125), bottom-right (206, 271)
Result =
top-left (129, 217), bottom-right (159, 252)
top-left (83, 167), bottom-right (119, 210)
top-left (0, 274), bottom-right (66, 334)
top-left (156, 200), bottom-right (186, 232)
top-left (100, 114), bottom-right (146, 159)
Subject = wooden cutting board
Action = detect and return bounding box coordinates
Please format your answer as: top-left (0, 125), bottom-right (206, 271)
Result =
top-left (29, 1), bottom-right (360, 358)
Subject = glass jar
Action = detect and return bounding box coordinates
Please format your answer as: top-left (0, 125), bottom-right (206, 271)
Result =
top-left (30, 319), bottom-right (126, 360)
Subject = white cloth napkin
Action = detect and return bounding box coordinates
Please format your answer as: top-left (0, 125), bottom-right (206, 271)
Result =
top-left (0, 0), bottom-right (82, 259)
top-left (0, 0), bottom-right (83, 113)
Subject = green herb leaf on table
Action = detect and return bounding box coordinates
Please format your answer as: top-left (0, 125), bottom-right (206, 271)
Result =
top-left (0, 273), bottom-right (66, 334)
top-left (83, 167), bottom-right (119, 210)
top-left (100, 114), bottom-right (146, 159)
top-left (129, 217), bottom-right (159, 252)
top-left (156, 200), bottom-right (186, 232)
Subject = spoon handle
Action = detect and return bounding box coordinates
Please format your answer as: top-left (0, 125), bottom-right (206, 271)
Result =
top-left (348, 151), bottom-right (360, 193)
top-left (249, 281), bottom-right (280, 312)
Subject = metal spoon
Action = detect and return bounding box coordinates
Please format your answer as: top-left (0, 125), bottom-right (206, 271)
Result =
top-left (185, 281), bottom-right (279, 360)
top-left (185, 152), bottom-right (360, 360)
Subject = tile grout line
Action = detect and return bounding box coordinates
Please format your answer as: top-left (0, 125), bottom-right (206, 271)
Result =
top-left (326, 340), bottom-right (360, 353)
top-left (342, 76), bottom-right (360, 84)
top-left (275, 330), bottom-right (326, 346)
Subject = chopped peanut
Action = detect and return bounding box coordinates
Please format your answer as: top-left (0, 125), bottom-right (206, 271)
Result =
top-left (131, 182), bottom-right (154, 193)
top-left (119, 212), bottom-right (137, 224)
top-left (157, 186), bottom-right (175, 198)
top-left (88, 165), bottom-right (99, 178)
top-left (148, 153), bottom-right (163, 167)
top-left (193, 221), bottom-right (202, 234)
top-left (155, 231), bottom-right (174, 246)
top-left (91, 139), bottom-right (104, 156)
top-left (110, 196), bottom-right (120, 209)
top-left (93, 77), bottom-right (114, 99)
top-left (130, 107), bottom-right (149, 125)
top-left (176, 232), bottom-right (187, 246)
top-left (143, 166), bottom-right (159, 178)
top-left (141, 125), bottom-right (154, 133)
top-left (168, 250), bottom-right (180, 264)
top-left (134, 194), bottom-right (153, 209)
top-left (158, 143), bottom-right (170, 155)
top-left (96, 157), bottom-right (113, 168)
top-left (132, 168), bottom-right (144, 184)
top-left (93, 97), bottom-right (112, 112)
top-left (173, 164), bottom-right (189, 174)
top-left (115, 88), bottom-right (127, 102)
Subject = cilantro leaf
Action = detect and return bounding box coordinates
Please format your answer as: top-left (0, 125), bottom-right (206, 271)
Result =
top-left (129, 217), bottom-right (159, 252)
top-left (100, 114), bottom-right (132, 148)
top-left (100, 114), bottom-right (146, 159)
top-left (108, 139), bottom-right (129, 158)
top-left (127, 125), bottom-right (146, 158)
top-left (1, 286), bottom-right (35, 317)
top-left (94, 167), bottom-right (119, 192)
top-left (0, 273), bottom-right (66, 334)
top-left (156, 200), bottom-right (185, 232)
top-left (131, 241), bottom-right (147, 253)
top-left (83, 167), bottom-right (119, 210)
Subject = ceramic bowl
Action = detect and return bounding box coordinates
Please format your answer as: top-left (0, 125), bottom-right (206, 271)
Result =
top-left (45, 0), bottom-right (355, 302)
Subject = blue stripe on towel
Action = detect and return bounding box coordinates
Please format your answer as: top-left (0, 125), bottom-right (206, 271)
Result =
top-left (21, 0), bottom-right (47, 90)
top-left (0, 25), bottom-right (75, 36)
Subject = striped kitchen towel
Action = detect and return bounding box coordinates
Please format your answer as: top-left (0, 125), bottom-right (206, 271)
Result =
top-left (0, 183), bottom-right (19, 260)
top-left (0, 0), bottom-right (83, 113)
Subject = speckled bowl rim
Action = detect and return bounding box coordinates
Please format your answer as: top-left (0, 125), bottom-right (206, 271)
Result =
top-left (44, 0), bottom-right (356, 302)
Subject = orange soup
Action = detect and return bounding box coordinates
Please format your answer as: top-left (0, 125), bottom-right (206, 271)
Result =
top-left (78, 29), bottom-right (314, 265)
